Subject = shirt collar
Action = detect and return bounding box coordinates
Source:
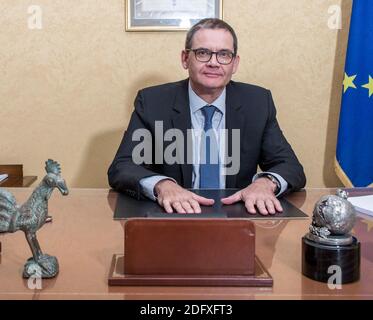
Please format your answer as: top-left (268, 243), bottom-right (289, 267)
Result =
top-left (188, 81), bottom-right (226, 114)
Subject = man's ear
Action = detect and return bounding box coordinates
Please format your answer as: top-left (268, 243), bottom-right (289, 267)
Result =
top-left (232, 54), bottom-right (240, 75)
top-left (181, 50), bottom-right (189, 69)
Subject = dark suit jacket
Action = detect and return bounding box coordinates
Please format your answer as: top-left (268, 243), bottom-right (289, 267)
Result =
top-left (108, 79), bottom-right (306, 199)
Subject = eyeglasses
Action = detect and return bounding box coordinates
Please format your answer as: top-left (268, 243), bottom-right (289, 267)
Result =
top-left (186, 48), bottom-right (236, 65)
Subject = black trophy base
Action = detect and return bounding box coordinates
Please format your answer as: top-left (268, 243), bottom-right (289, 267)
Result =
top-left (302, 236), bottom-right (360, 284)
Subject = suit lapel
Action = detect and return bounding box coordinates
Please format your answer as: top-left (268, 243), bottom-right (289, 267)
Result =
top-left (171, 79), bottom-right (193, 188)
top-left (225, 82), bottom-right (242, 188)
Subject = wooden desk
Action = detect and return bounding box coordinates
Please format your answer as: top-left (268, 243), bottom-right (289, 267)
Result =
top-left (0, 176), bottom-right (37, 187)
top-left (0, 188), bottom-right (372, 300)
top-left (0, 164), bottom-right (37, 187)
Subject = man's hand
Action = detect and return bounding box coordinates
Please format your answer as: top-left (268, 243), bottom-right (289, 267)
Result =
top-left (221, 178), bottom-right (283, 215)
top-left (155, 180), bottom-right (214, 214)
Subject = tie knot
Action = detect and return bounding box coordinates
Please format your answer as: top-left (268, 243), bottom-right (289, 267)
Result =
top-left (201, 105), bottom-right (217, 124)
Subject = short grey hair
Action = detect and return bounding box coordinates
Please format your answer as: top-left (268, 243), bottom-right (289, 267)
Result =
top-left (185, 18), bottom-right (238, 55)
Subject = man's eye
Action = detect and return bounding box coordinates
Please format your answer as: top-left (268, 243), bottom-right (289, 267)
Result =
top-left (218, 51), bottom-right (230, 58)
top-left (197, 49), bottom-right (210, 56)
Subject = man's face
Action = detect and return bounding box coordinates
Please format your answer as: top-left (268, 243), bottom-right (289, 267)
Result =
top-left (181, 28), bottom-right (240, 94)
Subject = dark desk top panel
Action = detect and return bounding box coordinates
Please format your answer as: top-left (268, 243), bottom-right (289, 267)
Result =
top-left (114, 189), bottom-right (308, 220)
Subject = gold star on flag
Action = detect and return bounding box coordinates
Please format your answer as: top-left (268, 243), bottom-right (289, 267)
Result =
top-left (362, 75), bottom-right (373, 98)
top-left (343, 73), bottom-right (357, 93)
top-left (362, 219), bottom-right (373, 232)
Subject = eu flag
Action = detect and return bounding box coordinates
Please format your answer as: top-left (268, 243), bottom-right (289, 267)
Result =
top-left (335, 0), bottom-right (373, 187)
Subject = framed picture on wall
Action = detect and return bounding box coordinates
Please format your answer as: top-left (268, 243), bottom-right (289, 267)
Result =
top-left (126, 0), bottom-right (223, 31)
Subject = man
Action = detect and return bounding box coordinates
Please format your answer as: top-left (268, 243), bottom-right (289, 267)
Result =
top-left (108, 18), bottom-right (306, 215)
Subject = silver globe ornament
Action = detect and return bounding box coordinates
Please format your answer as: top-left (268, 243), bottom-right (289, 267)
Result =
top-left (302, 189), bottom-right (360, 283)
top-left (307, 189), bottom-right (356, 245)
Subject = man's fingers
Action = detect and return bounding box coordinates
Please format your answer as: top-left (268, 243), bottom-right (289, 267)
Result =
top-left (274, 198), bottom-right (283, 212)
top-left (256, 199), bottom-right (268, 215)
top-left (193, 194), bottom-right (215, 206)
top-left (172, 201), bottom-right (186, 214)
top-left (163, 200), bottom-right (173, 214)
top-left (189, 199), bottom-right (202, 214)
top-left (244, 199), bottom-right (256, 214)
top-left (265, 199), bottom-right (276, 215)
top-left (221, 192), bottom-right (241, 205)
top-left (181, 201), bottom-right (194, 214)
top-left (159, 188), bottom-right (283, 216)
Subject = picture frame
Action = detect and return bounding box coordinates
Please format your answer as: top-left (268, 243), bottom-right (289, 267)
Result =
top-left (125, 0), bottom-right (223, 31)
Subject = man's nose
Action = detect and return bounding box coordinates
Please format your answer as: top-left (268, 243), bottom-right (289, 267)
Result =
top-left (207, 53), bottom-right (220, 66)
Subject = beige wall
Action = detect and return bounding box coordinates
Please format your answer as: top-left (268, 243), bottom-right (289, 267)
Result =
top-left (0, 0), bottom-right (352, 188)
